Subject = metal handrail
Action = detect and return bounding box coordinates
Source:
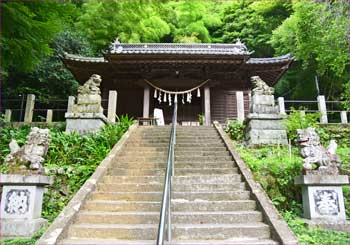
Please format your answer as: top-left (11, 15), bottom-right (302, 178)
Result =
top-left (157, 101), bottom-right (177, 245)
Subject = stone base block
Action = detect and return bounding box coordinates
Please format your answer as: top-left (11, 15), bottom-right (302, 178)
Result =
top-left (0, 218), bottom-right (47, 238)
top-left (246, 119), bottom-right (286, 130)
top-left (246, 129), bottom-right (288, 145)
top-left (295, 175), bottom-right (349, 221)
top-left (302, 219), bottom-right (350, 232)
top-left (65, 113), bottom-right (107, 135)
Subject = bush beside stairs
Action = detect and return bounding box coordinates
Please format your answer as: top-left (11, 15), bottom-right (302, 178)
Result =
top-left (43, 125), bottom-right (295, 244)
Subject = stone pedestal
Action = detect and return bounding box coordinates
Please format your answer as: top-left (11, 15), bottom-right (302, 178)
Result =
top-left (245, 94), bottom-right (288, 145)
top-left (294, 175), bottom-right (350, 231)
top-left (65, 112), bottom-right (107, 135)
top-left (0, 174), bottom-right (53, 238)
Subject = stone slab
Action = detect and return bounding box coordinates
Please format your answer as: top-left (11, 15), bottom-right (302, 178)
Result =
top-left (0, 218), bottom-right (47, 238)
top-left (251, 95), bottom-right (275, 106)
top-left (302, 219), bottom-right (350, 232)
top-left (66, 117), bottom-right (106, 135)
top-left (247, 113), bottom-right (283, 120)
top-left (245, 129), bottom-right (288, 145)
top-left (1, 185), bottom-right (45, 219)
top-left (301, 185), bottom-right (346, 220)
top-left (251, 104), bottom-right (279, 114)
top-left (0, 174), bottom-right (53, 186)
top-left (246, 120), bottom-right (286, 130)
top-left (294, 175), bottom-right (349, 186)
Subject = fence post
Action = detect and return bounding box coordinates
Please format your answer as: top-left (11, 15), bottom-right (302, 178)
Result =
top-left (317, 95), bottom-right (328, 123)
top-left (340, 111), bottom-right (348, 124)
top-left (46, 109), bottom-right (53, 123)
top-left (67, 96), bottom-right (75, 113)
top-left (236, 91), bottom-right (245, 123)
top-left (24, 94), bottom-right (35, 123)
top-left (300, 110), bottom-right (306, 118)
top-left (108, 90), bottom-right (118, 123)
top-left (5, 109), bottom-right (12, 122)
top-left (278, 97), bottom-right (286, 115)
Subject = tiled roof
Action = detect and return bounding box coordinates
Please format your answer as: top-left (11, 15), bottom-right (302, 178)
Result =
top-left (63, 52), bottom-right (107, 63)
top-left (108, 40), bottom-right (251, 55)
top-left (247, 54), bottom-right (294, 64)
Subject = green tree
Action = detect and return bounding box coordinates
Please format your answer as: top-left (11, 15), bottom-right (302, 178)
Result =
top-left (271, 1), bottom-right (350, 104)
top-left (218, 0), bottom-right (292, 57)
top-left (4, 30), bottom-right (95, 102)
top-left (0, 1), bottom-right (78, 76)
top-left (76, 0), bottom-right (170, 52)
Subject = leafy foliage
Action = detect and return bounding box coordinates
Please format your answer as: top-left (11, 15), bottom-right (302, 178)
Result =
top-left (225, 120), bottom-right (245, 141)
top-left (0, 1), bottom-right (78, 76)
top-left (0, 116), bottom-right (134, 223)
top-left (283, 211), bottom-right (350, 244)
top-left (218, 0), bottom-right (292, 57)
top-left (271, 1), bottom-right (350, 103)
top-left (284, 109), bottom-right (320, 143)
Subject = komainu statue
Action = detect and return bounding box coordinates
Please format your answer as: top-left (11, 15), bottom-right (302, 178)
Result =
top-left (4, 127), bottom-right (51, 175)
top-left (297, 127), bottom-right (340, 175)
top-left (72, 74), bottom-right (103, 114)
top-left (251, 76), bottom-right (274, 95)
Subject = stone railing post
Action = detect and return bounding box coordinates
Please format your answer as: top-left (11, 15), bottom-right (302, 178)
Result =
top-left (5, 109), bottom-right (12, 122)
top-left (24, 94), bottom-right (35, 123)
top-left (107, 90), bottom-right (118, 123)
top-left (317, 95), bottom-right (328, 123)
top-left (300, 110), bottom-right (306, 118)
top-left (340, 111), bottom-right (348, 124)
top-left (236, 91), bottom-right (245, 123)
top-left (278, 97), bottom-right (286, 115)
top-left (46, 109), bottom-right (53, 123)
top-left (67, 96), bottom-right (75, 113)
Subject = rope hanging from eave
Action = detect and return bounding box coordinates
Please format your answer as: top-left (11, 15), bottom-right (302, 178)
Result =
top-left (144, 79), bottom-right (210, 95)
top-left (145, 78), bottom-right (209, 105)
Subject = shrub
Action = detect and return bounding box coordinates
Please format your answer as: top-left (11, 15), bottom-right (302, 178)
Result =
top-left (225, 120), bottom-right (245, 141)
top-left (284, 108), bottom-right (320, 143)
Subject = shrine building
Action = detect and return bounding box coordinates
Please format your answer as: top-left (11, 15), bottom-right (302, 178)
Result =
top-left (62, 40), bottom-right (293, 125)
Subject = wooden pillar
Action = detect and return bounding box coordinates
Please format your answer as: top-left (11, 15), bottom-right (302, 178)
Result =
top-left (340, 111), bottom-right (348, 124)
top-left (204, 86), bottom-right (211, 126)
top-left (67, 96), bottom-right (75, 113)
top-left (143, 85), bottom-right (150, 118)
top-left (236, 91), bottom-right (244, 123)
top-left (5, 109), bottom-right (12, 122)
top-left (46, 109), bottom-right (53, 123)
top-left (108, 90), bottom-right (118, 123)
top-left (317, 95), bottom-right (328, 123)
top-left (278, 97), bottom-right (286, 115)
top-left (24, 94), bottom-right (35, 123)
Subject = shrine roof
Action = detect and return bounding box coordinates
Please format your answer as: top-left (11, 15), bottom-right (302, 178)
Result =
top-left (108, 40), bottom-right (251, 56)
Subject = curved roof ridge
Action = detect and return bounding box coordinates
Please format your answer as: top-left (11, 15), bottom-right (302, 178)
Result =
top-left (63, 52), bottom-right (107, 63)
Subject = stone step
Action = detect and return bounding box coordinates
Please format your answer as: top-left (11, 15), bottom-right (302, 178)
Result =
top-left (173, 191), bottom-right (251, 201)
top-left (108, 168), bottom-right (238, 176)
top-left (119, 151), bottom-right (230, 157)
top-left (75, 210), bottom-right (262, 225)
top-left (83, 200), bottom-right (160, 212)
top-left (173, 183), bottom-right (245, 192)
top-left (59, 238), bottom-right (278, 245)
top-left (126, 143), bottom-right (224, 147)
top-left (172, 174), bottom-right (241, 184)
top-left (97, 183), bottom-right (163, 192)
top-left (75, 211), bottom-right (160, 224)
top-left (172, 200), bottom-right (256, 212)
top-left (103, 175), bottom-right (164, 184)
top-left (67, 223), bottom-right (158, 240)
top-left (111, 162), bottom-right (234, 169)
top-left (58, 238), bottom-right (155, 244)
top-left (90, 192), bottom-right (163, 201)
top-left (91, 191), bottom-right (251, 201)
top-left (115, 156), bottom-right (232, 162)
top-left (172, 223), bottom-right (270, 240)
top-left (172, 211), bottom-right (263, 224)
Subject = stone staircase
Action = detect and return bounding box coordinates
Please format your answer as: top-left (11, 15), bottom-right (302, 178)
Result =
top-left (170, 126), bottom-right (277, 244)
top-left (59, 126), bottom-right (170, 244)
top-left (55, 125), bottom-right (290, 244)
